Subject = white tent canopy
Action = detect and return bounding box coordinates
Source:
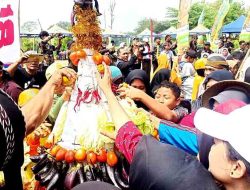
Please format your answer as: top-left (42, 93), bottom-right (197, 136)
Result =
top-left (160, 26), bottom-right (177, 36)
top-left (190, 25), bottom-right (210, 35)
top-left (102, 28), bottom-right (128, 37)
top-left (138, 28), bottom-right (156, 37)
top-left (47, 24), bottom-right (72, 35)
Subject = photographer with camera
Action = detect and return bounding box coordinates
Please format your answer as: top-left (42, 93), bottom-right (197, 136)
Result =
top-left (38, 31), bottom-right (64, 65)
top-left (115, 46), bottom-right (140, 80)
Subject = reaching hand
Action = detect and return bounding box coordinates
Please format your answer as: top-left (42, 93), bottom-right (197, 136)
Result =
top-left (48, 67), bottom-right (77, 94)
top-left (96, 63), bottom-right (112, 94)
top-left (16, 53), bottom-right (31, 64)
top-left (117, 85), bottom-right (142, 101)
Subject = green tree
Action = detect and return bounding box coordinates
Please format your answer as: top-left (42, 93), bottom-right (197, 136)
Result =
top-left (21, 21), bottom-right (41, 33)
top-left (154, 20), bottom-right (170, 34)
top-left (188, 2), bottom-right (203, 29)
top-left (165, 7), bottom-right (178, 27)
top-left (134, 18), bottom-right (151, 34)
top-left (48, 21), bottom-right (71, 31)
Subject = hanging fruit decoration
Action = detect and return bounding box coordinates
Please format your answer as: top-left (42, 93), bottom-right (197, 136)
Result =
top-left (92, 52), bottom-right (103, 65)
top-left (102, 55), bottom-right (111, 66)
top-left (76, 50), bottom-right (87, 59)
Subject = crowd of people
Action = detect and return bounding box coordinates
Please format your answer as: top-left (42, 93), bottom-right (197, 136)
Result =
top-left (0, 29), bottom-right (250, 190)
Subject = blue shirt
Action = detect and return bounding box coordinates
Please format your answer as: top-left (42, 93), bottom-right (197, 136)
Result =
top-left (158, 120), bottom-right (198, 155)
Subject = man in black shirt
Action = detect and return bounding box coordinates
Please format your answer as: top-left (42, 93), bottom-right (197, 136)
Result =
top-left (7, 52), bottom-right (47, 89)
top-left (115, 47), bottom-right (139, 79)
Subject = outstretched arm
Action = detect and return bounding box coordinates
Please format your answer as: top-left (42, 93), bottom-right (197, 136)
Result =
top-left (97, 64), bottom-right (142, 163)
top-left (21, 68), bottom-right (77, 135)
top-left (118, 86), bottom-right (179, 122)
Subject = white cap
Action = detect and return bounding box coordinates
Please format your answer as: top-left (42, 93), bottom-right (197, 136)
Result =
top-left (143, 37), bottom-right (149, 43)
top-left (194, 105), bottom-right (250, 163)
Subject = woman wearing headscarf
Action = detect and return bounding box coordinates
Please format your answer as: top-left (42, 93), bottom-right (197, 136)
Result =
top-left (150, 69), bottom-right (171, 94)
top-left (125, 69), bottom-right (151, 110)
top-left (191, 70), bottom-right (234, 112)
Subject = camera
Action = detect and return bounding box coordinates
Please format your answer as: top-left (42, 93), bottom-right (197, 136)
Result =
top-left (57, 33), bottom-right (66, 39)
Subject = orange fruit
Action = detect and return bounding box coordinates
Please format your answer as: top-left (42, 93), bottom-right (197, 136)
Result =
top-left (71, 58), bottom-right (79, 66)
top-left (87, 152), bottom-right (97, 164)
top-left (107, 151), bottom-right (118, 167)
top-left (76, 50), bottom-right (87, 59)
top-left (50, 145), bottom-right (61, 157)
top-left (75, 148), bottom-right (87, 162)
top-left (97, 149), bottom-right (107, 163)
top-left (65, 150), bottom-right (75, 163)
top-left (69, 52), bottom-right (78, 62)
top-left (92, 52), bottom-right (103, 65)
top-left (102, 55), bottom-right (111, 66)
top-left (62, 76), bottom-right (74, 86)
top-left (55, 148), bottom-right (67, 161)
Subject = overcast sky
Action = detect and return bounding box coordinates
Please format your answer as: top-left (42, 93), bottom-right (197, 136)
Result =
top-left (19, 0), bottom-right (250, 32)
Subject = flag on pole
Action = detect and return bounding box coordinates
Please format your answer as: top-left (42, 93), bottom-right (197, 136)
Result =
top-left (198, 9), bottom-right (204, 26)
top-left (177, 0), bottom-right (192, 55)
top-left (198, 0), bottom-right (206, 26)
top-left (210, 0), bottom-right (230, 46)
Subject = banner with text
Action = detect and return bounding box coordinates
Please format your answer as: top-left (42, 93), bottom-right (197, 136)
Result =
top-left (210, 0), bottom-right (230, 48)
top-left (0, 0), bottom-right (20, 64)
top-left (177, 25), bottom-right (189, 55)
top-left (240, 12), bottom-right (250, 42)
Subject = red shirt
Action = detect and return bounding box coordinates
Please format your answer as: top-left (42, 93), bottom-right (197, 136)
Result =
top-left (115, 121), bottom-right (142, 164)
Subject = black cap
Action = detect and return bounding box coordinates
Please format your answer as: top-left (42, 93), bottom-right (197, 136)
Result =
top-left (39, 31), bottom-right (49, 39)
top-left (204, 42), bottom-right (211, 46)
top-left (186, 50), bottom-right (197, 59)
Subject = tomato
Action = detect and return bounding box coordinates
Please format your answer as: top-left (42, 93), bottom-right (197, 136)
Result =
top-left (65, 150), bottom-right (75, 163)
top-left (50, 145), bottom-right (61, 157)
top-left (97, 149), bottom-right (107, 163)
top-left (75, 148), bottom-right (87, 162)
top-left (107, 151), bottom-right (118, 167)
top-left (69, 52), bottom-right (78, 62)
top-left (55, 148), bottom-right (67, 161)
top-left (102, 55), bottom-right (111, 66)
top-left (92, 52), bottom-right (103, 65)
top-left (76, 50), bottom-right (87, 59)
top-left (27, 133), bottom-right (40, 145)
top-left (87, 152), bottom-right (97, 164)
top-left (97, 64), bottom-right (104, 74)
top-left (71, 58), bottom-right (79, 66)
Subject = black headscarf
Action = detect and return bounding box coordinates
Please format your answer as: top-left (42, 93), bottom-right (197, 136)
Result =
top-left (126, 69), bottom-right (152, 110)
top-left (150, 69), bottom-right (171, 94)
top-left (203, 70), bottom-right (234, 88)
top-left (126, 69), bottom-right (151, 96)
top-left (130, 135), bottom-right (219, 190)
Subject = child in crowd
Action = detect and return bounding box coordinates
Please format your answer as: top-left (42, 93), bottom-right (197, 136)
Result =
top-left (118, 80), bottom-right (188, 123)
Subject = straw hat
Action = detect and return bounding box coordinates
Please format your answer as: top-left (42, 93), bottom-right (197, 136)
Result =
top-left (202, 80), bottom-right (250, 108)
